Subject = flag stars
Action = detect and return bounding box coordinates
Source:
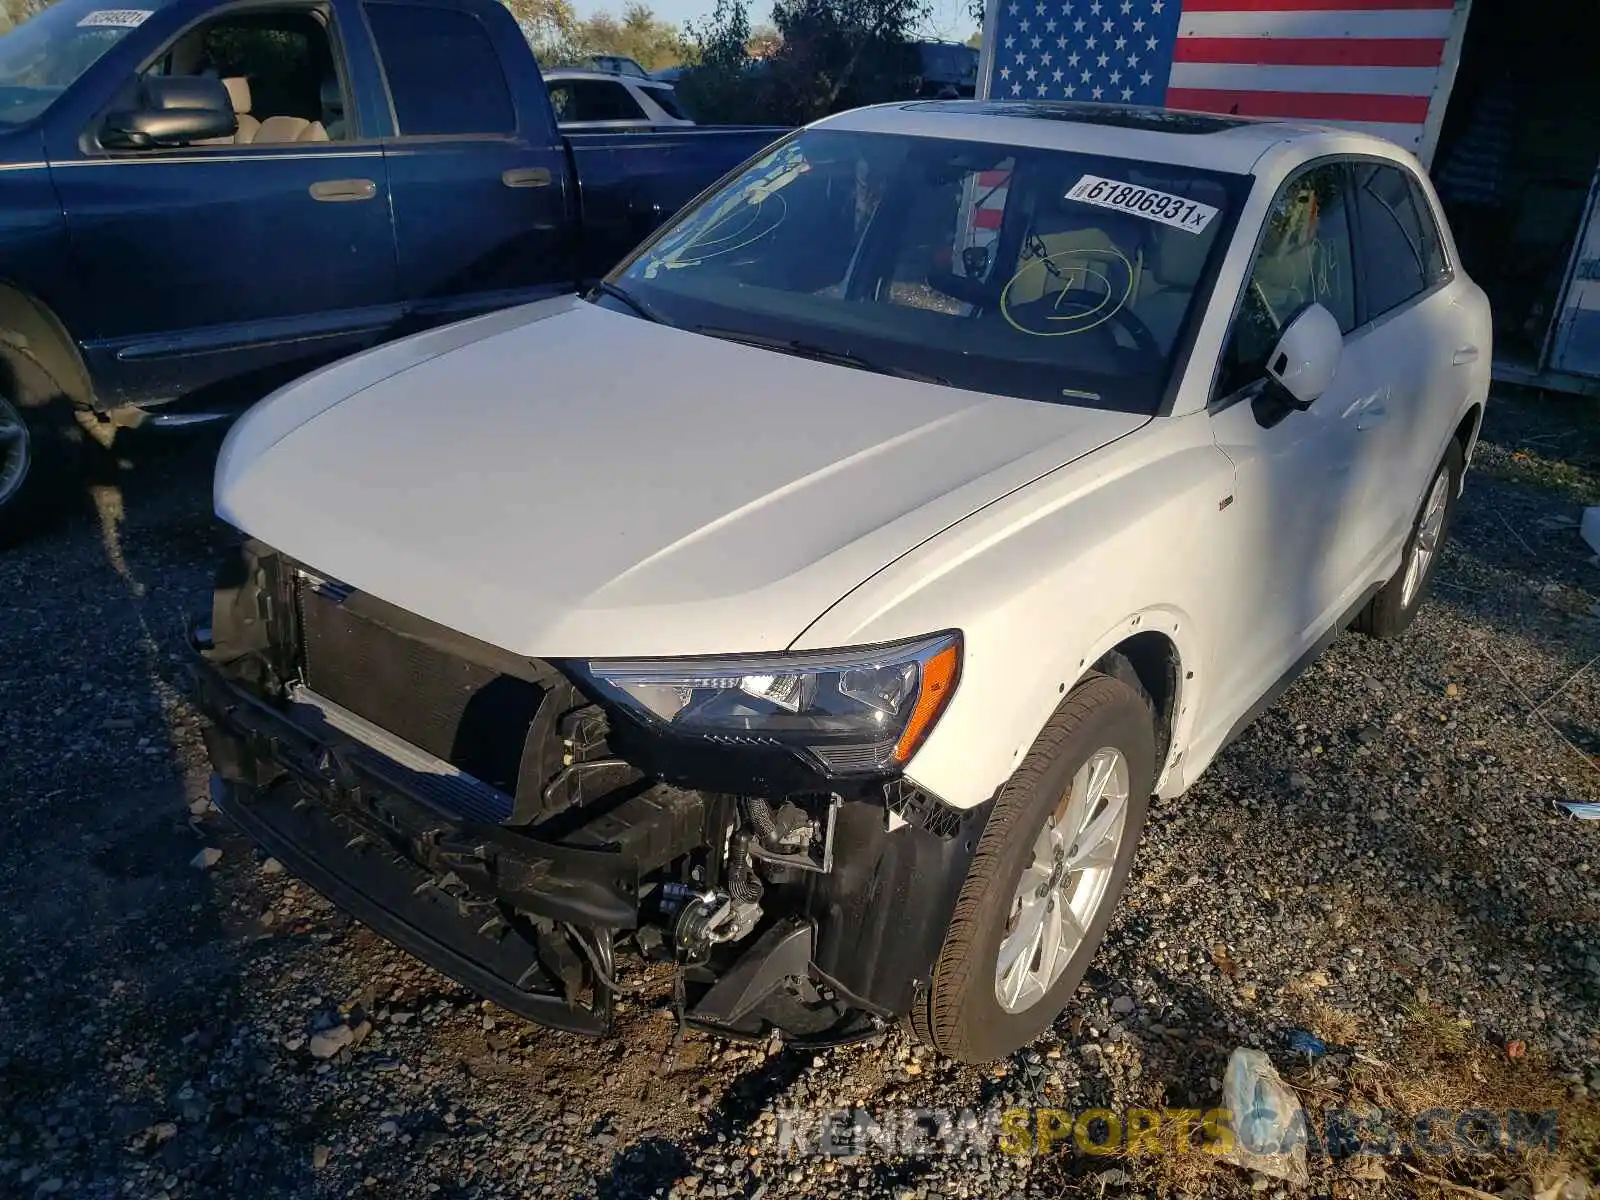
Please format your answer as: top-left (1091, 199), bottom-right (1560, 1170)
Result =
top-left (1132, 17), bottom-right (1143, 31)
top-left (1038, 83), bottom-right (1049, 95)
top-left (1121, 86), bottom-right (1133, 100)
top-left (1151, 0), bottom-right (1164, 10)
top-left (1139, 69), bottom-right (1152, 85)
top-left (1031, 35), bottom-right (1041, 47)
top-left (1006, 2), bottom-right (1017, 14)
top-left (1057, 35), bottom-right (1067, 47)
top-left (1065, 83), bottom-right (1076, 96)
top-left (1003, 34), bottom-right (1014, 47)
top-left (1067, 51), bottom-right (1079, 66)
top-left (1035, 1), bottom-right (1045, 12)
top-left (1027, 66), bottom-right (1037, 80)
top-left (1019, 17), bottom-right (1030, 31)
top-left (1045, 18), bottom-right (1056, 31)
top-left (1102, 18), bottom-right (1114, 31)
top-left (1091, 85), bottom-right (1103, 98)
top-left (1053, 67), bottom-right (1064, 81)
top-left (1012, 81), bottom-right (1022, 94)
top-left (1086, 33), bottom-right (1097, 48)
top-left (1041, 50), bottom-right (1053, 64)
top-left (1097, 51), bottom-right (1109, 67)
top-left (1088, 0), bottom-right (1100, 13)
top-left (1108, 68), bottom-right (1120, 83)
top-left (1073, 17), bottom-right (1085, 31)
top-left (1114, 35), bottom-right (1125, 50)
top-left (1000, 66), bottom-right (1011, 78)
top-left (1080, 67), bottom-right (1092, 82)
top-left (1127, 51), bottom-right (1139, 67)
top-left (1145, 35), bottom-right (1157, 49)
top-left (1119, 0), bottom-right (1131, 11)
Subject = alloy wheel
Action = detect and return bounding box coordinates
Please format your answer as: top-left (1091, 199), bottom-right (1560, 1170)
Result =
top-left (1400, 467), bottom-right (1450, 608)
top-left (0, 396), bottom-right (30, 509)
top-left (994, 745), bottom-right (1130, 1013)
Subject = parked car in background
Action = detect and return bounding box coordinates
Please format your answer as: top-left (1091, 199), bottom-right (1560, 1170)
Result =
top-left (0, 0), bottom-right (786, 545)
top-left (190, 101), bottom-right (1489, 1064)
top-left (911, 40), bottom-right (978, 98)
top-left (579, 53), bottom-right (650, 79)
top-left (545, 69), bottom-right (693, 131)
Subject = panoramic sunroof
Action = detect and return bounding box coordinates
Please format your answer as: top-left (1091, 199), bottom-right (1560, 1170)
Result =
top-left (909, 100), bottom-right (1259, 135)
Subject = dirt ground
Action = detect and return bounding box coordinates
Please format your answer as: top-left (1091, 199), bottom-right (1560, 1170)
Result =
top-left (0, 387), bottom-right (1596, 1199)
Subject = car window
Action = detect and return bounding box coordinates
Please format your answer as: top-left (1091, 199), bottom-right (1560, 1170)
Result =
top-left (1218, 163), bottom-right (1357, 398)
top-left (0, 0), bottom-right (174, 127)
top-left (1407, 173), bottom-right (1452, 286)
top-left (612, 129), bottom-right (1251, 414)
top-left (642, 83), bottom-right (687, 120)
top-left (558, 78), bottom-right (646, 122)
top-left (1352, 161), bottom-right (1431, 319)
top-left (364, 2), bottom-right (513, 136)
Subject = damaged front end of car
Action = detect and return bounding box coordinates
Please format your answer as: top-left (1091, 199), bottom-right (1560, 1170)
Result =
top-left (188, 541), bottom-right (989, 1046)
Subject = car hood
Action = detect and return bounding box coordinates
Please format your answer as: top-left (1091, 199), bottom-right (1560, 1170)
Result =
top-left (216, 297), bottom-right (1147, 658)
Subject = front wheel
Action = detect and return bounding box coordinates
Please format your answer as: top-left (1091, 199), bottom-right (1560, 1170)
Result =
top-left (914, 672), bottom-right (1155, 1064)
top-left (1354, 439), bottom-right (1463, 639)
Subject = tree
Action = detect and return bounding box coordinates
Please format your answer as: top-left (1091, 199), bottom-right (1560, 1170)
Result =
top-left (503, 0), bottom-right (583, 61)
top-left (746, 23), bottom-right (782, 58)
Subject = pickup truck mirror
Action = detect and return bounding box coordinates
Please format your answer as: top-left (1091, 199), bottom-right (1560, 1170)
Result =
top-left (1264, 301), bottom-right (1342, 410)
top-left (102, 76), bottom-right (237, 149)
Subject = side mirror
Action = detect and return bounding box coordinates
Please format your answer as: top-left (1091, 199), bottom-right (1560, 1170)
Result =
top-left (1264, 302), bottom-right (1342, 409)
top-left (102, 76), bottom-right (236, 149)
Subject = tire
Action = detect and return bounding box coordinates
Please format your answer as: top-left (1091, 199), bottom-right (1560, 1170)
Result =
top-left (0, 392), bottom-right (81, 550)
top-left (1353, 439), bottom-right (1463, 640)
top-left (913, 671), bottom-right (1156, 1064)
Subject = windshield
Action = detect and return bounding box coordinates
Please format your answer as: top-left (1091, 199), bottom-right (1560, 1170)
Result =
top-left (0, 0), bottom-right (159, 127)
top-left (607, 129), bottom-right (1249, 412)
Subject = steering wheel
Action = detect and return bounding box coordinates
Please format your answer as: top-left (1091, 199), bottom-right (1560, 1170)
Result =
top-left (1004, 285), bottom-right (1164, 361)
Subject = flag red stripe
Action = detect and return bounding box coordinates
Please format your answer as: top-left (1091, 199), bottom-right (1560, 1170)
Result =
top-left (1173, 35), bottom-right (1445, 66)
top-left (1180, 0), bottom-right (1454, 10)
top-left (1165, 86), bottom-right (1430, 122)
top-left (977, 171), bottom-right (1011, 186)
top-left (973, 208), bottom-right (1005, 229)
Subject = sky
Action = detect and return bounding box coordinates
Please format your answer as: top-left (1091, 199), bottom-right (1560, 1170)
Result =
top-left (568, 0), bottom-right (979, 43)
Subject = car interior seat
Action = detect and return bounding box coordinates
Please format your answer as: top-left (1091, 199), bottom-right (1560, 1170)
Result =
top-left (195, 76), bottom-right (259, 144)
top-left (1004, 188), bottom-right (1146, 311)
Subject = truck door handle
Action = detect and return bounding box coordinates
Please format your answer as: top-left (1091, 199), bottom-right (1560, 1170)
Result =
top-left (502, 167), bottom-right (552, 189)
top-left (309, 178), bottom-right (377, 203)
top-left (1452, 344), bottom-right (1480, 365)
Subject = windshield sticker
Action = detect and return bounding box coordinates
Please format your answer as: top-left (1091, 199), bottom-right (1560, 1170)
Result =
top-left (76, 8), bottom-right (153, 25)
top-left (999, 244), bottom-right (1135, 338)
top-left (1065, 174), bottom-right (1219, 235)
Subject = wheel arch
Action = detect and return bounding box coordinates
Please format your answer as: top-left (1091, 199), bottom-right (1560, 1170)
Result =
top-left (0, 281), bottom-right (94, 411)
top-left (1452, 401), bottom-right (1483, 493)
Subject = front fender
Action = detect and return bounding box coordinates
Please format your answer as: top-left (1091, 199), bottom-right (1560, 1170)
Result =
top-left (795, 410), bottom-right (1237, 809)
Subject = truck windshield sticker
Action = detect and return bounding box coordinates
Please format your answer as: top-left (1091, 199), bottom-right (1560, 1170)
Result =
top-left (76, 8), bottom-right (153, 25)
top-left (1066, 174), bottom-right (1219, 235)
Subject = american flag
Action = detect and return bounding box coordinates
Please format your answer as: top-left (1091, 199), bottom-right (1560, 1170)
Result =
top-left (982, 0), bottom-right (1460, 154)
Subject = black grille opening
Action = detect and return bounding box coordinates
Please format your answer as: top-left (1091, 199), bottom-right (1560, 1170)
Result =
top-left (296, 582), bottom-right (542, 798)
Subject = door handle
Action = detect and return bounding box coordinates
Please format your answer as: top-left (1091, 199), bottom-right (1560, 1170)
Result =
top-left (1452, 344), bottom-right (1480, 365)
top-left (309, 178), bottom-right (377, 203)
top-left (502, 167), bottom-right (552, 189)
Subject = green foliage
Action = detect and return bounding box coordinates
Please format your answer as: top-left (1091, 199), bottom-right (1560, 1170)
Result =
top-left (676, 0), bottom-right (928, 125)
top-left (506, 0), bottom-right (689, 70)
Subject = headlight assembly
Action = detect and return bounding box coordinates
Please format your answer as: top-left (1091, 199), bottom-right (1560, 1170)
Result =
top-left (576, 631), bottom-right (961, 775)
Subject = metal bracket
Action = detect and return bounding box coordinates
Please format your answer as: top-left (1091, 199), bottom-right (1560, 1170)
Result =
top-left (746, 794), bottom-right (840, 874)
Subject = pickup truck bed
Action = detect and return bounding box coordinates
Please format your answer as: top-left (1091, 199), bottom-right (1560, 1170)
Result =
top-left (0, 0), bottom-right (786, 542)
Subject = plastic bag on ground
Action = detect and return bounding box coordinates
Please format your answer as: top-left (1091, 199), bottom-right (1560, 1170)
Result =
top-left (1219, 1047), bottom-right (1311, 1186)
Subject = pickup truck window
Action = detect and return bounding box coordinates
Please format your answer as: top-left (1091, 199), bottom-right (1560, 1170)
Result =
top-left (364, 2), bottom-right (513, 136)
top-left (0, 0), bottom-right (168, 127)
top-left (614, 130), bottom-right (1249, 413)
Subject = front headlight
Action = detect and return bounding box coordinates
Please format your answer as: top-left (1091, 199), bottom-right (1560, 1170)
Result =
top-left (577, 631), bottom-right (961, 775)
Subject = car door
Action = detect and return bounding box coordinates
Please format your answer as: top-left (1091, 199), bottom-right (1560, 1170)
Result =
top-left (362, 0), bottom-right (572, 327)
top-left (1205, 161), bottom-right (1377, 722)
top-left (46, 2), bottom-right (401, 407)
top-left (1342, 159), bottom-right (1469, 574)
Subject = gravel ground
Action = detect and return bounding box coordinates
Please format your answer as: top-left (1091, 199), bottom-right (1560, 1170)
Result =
top-left (1, 390), bottom-right (1597, 1199)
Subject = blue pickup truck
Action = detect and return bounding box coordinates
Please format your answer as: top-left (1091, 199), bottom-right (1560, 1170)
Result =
top-left (0, 0), bottom-right (784, 542)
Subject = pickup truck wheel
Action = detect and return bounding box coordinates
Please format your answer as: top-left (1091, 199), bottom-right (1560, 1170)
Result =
top-left (0, 394), bottom-right (78, 548)
top-left (1354, 440), bottom-right (1463, 640)
top-left (914, 671), bottom-right (1155, 1064)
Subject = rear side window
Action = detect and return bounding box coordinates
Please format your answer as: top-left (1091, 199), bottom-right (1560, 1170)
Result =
top-left (1407, 174), bottom-right (1451, 285)
top-left (551, 79), bottom-right (646, 122)
top-left (1352, 162), bottom-right (1432, 319)
top-left (642, 84), bottom-right (687, 120)
top-left (364, 2), bottom-right (514, 136)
